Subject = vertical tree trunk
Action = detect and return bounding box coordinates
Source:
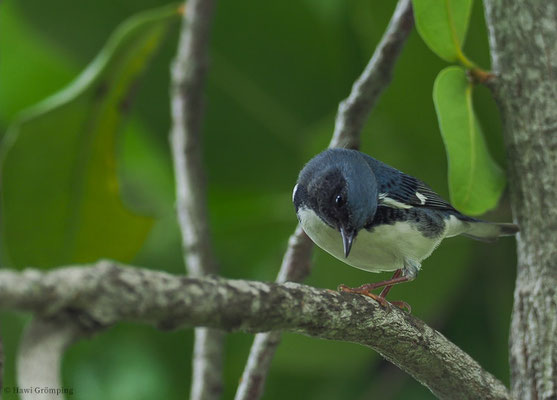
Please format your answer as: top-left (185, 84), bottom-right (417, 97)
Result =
top-left (483, 2), bottom-right (557, 399)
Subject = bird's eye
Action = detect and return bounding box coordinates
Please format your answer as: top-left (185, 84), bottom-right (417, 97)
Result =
top-left (335, 194), bottom-right (345, 207)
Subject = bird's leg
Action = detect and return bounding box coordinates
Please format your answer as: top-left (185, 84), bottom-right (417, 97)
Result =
top-left (379, 269), bottom-right (402, 298)
top-left (338, 261), bottom-right (419, 312)
top-left (338, 274), bottom-right (410, 293)
top-left (338, 274), bottom-right (411, 311)
top-left (377, 270), bottom-right (411, 311)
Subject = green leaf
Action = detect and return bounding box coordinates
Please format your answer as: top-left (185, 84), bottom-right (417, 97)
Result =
top-left (0, 0), bottom-right (77, 124)
top-left (433, 66), bottom-right (505, 215)
top-left (412, 0), bottom-right (473, 63)
top-left (0, 4), bottom-right (181, 268)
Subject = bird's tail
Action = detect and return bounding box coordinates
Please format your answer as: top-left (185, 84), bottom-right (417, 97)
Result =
top-left (462, 221), bottom-right (519, 242)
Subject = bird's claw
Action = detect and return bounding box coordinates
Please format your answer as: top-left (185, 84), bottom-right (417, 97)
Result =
top-left (361, 291), bottom-right (390, 308)
top-left (389, 300), bottom-right (412, 313)
top-left (338, 284), bottom-right (411, 312)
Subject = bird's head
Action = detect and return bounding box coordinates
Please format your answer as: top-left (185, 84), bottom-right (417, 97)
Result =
top-left (293, 149), bottom-right (378, 258)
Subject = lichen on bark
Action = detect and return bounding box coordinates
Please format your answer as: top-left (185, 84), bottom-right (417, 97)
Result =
top-left (483, 1), bottom-right (557, 399)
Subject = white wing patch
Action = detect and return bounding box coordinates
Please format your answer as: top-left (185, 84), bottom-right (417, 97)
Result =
top-left (292, 184), bottom-right (299, 203)
top-left (380, 196), bottom-right (413, 209)
top-left (415, 191), bottom-right (427, 205)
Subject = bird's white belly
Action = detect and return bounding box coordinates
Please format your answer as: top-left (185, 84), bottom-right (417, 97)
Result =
top-left (297, 208), bottom-right (442, 273)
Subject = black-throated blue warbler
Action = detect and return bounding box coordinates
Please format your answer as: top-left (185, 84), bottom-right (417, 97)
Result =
top-left (293, 148), bottom-right (518, 310)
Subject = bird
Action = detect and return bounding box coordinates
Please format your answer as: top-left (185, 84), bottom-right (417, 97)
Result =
top-left (293, 148), bottom-right (518, 310)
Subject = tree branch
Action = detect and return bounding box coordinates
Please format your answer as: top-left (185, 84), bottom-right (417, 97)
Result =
top-left (330, 0), bottom-right (414, 149)
top-left (236, 1), bottom-right (414, 398)
top-left (16, 318), bottom-right (82, 400)
top-left (170, 1), bottom-right (223, 399)
top-left (171, 0), bottom-right (216, 279)
top-left (0, 261), bottom-right (510, 400)
top-left (235, 225), bottom-right (313, 400)
top-left (483, 1), bottom-right (557, 399)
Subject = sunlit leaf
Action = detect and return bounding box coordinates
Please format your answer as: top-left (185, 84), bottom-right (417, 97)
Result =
top-left (0, 4), bottom-right (181, 268)
top-left (412, 0), bottom-right (473, 62)
top-left (433, 66), bottom-right (505, 215)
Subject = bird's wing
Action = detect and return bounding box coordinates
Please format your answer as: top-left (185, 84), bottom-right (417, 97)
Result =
top-left (378, 173), bottom-right (457, 211)
top-left (358, 151), bottom-right (458, 212)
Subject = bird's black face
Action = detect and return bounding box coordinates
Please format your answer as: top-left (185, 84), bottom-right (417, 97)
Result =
top-left (294, 149), bottom-right (379, 258)
top-left (315, 171), bottom-right (351, 230)
top-left (296, 169), bottom-right (360, 257)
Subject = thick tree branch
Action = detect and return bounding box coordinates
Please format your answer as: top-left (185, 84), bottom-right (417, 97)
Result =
top-left (236, 2), bottom-right (414, 398)
top-left (17, 318), bottom-right (82, 400)
top-left (330, 0), bottom-right (414, 149)
top-left (0, 262), bottom-right (510, 399)
top-left (235, 225), bottom-right (313, 400)
top-left (483, 1), bottom-right (557, 399)
top-left (170, 1), bottom-right (223, 399)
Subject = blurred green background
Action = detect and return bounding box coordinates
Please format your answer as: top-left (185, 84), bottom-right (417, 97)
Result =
top-left (0, 0), bottom-right (516, 399)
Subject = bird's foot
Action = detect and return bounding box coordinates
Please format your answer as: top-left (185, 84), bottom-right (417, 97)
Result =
top-left (361, 291), bottom-right (390, 308)
top-left (338, 284), bottom-right (388, 307)
top-left (389, 300), bottom-right (412, 313)
top-left (338, 284), bottom-right (410, 312)
top-left (338, 282), bottom-right (411, 312)
top-left (341, 282), bottom-right (383, 292)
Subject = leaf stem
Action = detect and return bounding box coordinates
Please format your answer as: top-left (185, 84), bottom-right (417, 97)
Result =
top-left (458, 52), bottom-right (494, 85)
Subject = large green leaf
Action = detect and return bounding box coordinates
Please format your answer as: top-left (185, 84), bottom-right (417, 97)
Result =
top-left (0, 0), bottom-right (76, 124)
top-left (433, 66), bottom-right (505, 215)
top-left (412, 0), bottom-right (473, 63)
top-left (0, 4), bottom-right (181, 268)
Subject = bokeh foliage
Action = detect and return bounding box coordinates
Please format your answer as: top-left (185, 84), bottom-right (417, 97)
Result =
top-left (0, 1), bottom-right (516, 399)
top-left (1, 4), bottom-right (181, 268)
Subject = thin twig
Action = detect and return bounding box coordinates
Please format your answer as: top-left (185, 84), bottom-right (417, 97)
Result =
top-left (16, 318), bottom-right (82, 400)
top-left (170, 1), bottom-right (223, 399)
top-left (235, 1), bottom-right (414, 398)
top-left (0, 262), bottom-right (511, 400)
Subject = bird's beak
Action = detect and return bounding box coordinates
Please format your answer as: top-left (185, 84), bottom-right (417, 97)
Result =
top-left (340, 228), bottom-right (355, 258)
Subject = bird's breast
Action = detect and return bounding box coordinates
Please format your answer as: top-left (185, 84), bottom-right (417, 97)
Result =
top-left (297, 207), bottom-right (442, 273)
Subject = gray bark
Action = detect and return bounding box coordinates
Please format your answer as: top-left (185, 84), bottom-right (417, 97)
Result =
top-left (17, 318), bottom-right (82, 400)
top-left (235, 225), bottom-right (313, 400)
top-left (0, 262), bottom-right (511, 400)
top-left (483, 1), bottom-right (557, 399)
top-left (169, 1), bottom-right (224, 399)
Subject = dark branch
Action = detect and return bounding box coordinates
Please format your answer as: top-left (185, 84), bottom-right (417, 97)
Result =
top-left (0, 262), bottom-right (511, 400)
